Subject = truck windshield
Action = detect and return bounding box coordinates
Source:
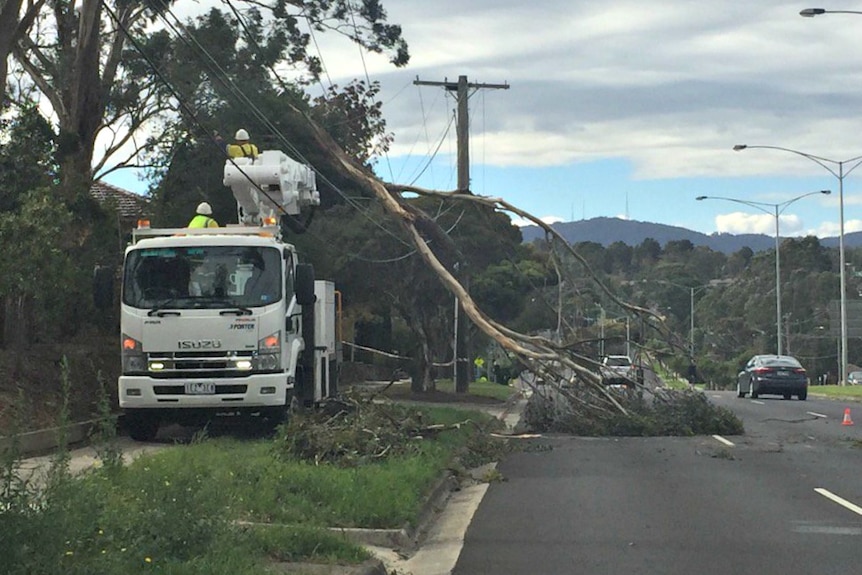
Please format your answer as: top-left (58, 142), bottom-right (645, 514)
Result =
top-left (123, 246), bottom-right (283, 310)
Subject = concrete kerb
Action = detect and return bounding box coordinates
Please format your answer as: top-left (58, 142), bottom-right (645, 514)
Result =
top-left (268, 558), bottom-right (389, 575)
top-left (269, 393), bottom-right (528, 575)
top-left (365, 389), bottom-right (527, 554)
top-left (329, 472), bottom-right (459, 549)
top-left (325, 391), bottom-right (524, 550)
top-left (0, 421), bottom-right (95, 456)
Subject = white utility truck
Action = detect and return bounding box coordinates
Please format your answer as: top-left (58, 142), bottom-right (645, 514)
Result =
top-left (99, 151), bottom-right (339, 441)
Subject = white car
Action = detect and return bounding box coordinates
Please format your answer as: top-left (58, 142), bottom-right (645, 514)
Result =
top-left (601, 355), bottom-right (635, 387)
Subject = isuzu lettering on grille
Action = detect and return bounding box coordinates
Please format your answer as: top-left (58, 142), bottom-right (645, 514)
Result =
top-left (178, 340), bottom-right (223, 349)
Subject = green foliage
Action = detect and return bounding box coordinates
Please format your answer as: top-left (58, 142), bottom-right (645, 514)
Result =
top-left (471, 260), bottom-right (536, 323)
top-left (311, 79), bottom-right (392, 166)
top-left (0, 188), bottom-right (81, 343)
top-left (0, 103), bottom-right (57, 212)
top-left (92, 372), bottom-right (123, 474)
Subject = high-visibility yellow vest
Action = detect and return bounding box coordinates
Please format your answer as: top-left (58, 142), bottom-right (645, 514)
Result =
top-left (188, 214), bottom-right (218, 228)
top-left (227, 143), bottom-right (259, 159)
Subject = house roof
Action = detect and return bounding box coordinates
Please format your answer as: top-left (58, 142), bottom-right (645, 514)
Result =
top-left (90, 180), bottom-right (149, 219)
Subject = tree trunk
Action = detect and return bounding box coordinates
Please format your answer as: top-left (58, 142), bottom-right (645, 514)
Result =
top-left (56, 0), bottom-right (103, 197)
top-left (3, 295), bottom-right (30, 349)
top-left (409, 318), bottom-right (436, 392)
top-left (0, 0), bottom-right (45, 106)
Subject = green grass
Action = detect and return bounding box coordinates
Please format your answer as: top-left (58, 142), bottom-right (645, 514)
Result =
top-left (378, 378), bottom-right (517, 402)
top-left (468, 379), bottom-right (519, 401)
top-left (807, 385), bottom-right (862, 400)
top-left (0, 403), bottom-right (503, 575)
top-left (429, 378), bottom-right (518, 401)
top-left (644, 363), bottom-right (691, 390)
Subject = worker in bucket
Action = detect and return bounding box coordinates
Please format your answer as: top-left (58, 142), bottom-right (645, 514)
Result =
top-left (214, 128), bottom-right (259, 159)
top-left (188, 202), bottom-right (219, 228)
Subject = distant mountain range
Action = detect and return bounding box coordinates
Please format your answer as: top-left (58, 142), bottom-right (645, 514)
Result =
top-left (519, 217), bottom-right (862, 253)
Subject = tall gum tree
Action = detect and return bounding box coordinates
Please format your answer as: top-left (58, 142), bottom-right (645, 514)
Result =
top-left (0, 0), bottom-right (46, 107)
top-left (8, 0), bottom-right (408, 198)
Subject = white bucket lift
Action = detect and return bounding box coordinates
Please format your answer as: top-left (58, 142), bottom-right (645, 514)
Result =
top-left (223, 150), bottom-right (320, 225)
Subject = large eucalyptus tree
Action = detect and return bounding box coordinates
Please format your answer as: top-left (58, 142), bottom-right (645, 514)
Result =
top-left (7, 0), bottom-right (408, 197)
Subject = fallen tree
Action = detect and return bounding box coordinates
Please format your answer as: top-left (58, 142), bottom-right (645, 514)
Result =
top-left (288, 102), bottom-right (689, 422)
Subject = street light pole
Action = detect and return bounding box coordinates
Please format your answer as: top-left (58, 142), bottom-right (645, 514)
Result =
top-left (647, 280), bottom-right (707, 359)
top-left (689, 287), bottom-right (695, 359)
top-left (773, 204), bottom-right (781, 354)
top-left (697, 189), bottom-right (831, 356)
top-left (734, 144), bottom-right (862, 382)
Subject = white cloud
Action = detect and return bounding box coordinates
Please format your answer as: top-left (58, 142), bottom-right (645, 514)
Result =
top-left (510, 215), bottom-right (563, 228)
top-left (364, 1), bottom-right (862, 181)
top-left (714, 212), bottom-right (805, 236)
top-left (815, 219), bottom-right (862, 237)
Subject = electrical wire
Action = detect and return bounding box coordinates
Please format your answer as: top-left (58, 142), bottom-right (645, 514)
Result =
top-left (346, 1), bottom-right (396, 183)
top-left (154, 3), bottom-right (412, 248)
top-left (408, 109), bottom-right (455, 186)
top-left (106, 1), bottom-right (461, 265)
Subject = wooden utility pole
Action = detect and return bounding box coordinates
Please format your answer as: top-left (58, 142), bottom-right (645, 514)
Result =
top-left (414, 75), bottom-right (509, 192)
top-left (413, 75), bottom-right (509, 392)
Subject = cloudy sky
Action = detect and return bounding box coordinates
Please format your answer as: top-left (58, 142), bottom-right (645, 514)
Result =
top-left (106, 1), bottom-right (862, 238)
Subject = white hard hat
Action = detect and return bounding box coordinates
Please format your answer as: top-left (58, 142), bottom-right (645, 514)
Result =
top-left (234, 128), bottom-right (249, 141)
top-left (196, 202), bottom-right (213, 215)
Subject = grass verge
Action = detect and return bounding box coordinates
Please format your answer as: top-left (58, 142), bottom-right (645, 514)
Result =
top-left (808, 385), bottom-right (862, 400)
top-left (380, 378), bottom-right (517, 403)
top-left (1, 395), bottom-right (509, 574)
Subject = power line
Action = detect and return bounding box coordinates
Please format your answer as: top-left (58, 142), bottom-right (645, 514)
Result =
top-left (153, 3), bottom-right (411, 246)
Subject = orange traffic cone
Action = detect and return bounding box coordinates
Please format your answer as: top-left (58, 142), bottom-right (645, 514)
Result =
top-left (842, 408), bottom-right (854, 426)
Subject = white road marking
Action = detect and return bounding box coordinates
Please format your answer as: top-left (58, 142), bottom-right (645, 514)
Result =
top-left (712, 435), bottom-right (735, 447)
top-left (807, 412), bottom-right (828, 418)
top-left (751, 400), bottom-right (765, 405)
top-left (815, 488), bottom-right (862, 517)
top-left (793, 524), bottom-right (862, 535)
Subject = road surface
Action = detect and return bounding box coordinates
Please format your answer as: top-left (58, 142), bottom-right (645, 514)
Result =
top-left (453, 391), bottom-right (862, 574)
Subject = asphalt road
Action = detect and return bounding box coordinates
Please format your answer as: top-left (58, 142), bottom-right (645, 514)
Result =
top-left (452, 391), bottom-right (862, 575)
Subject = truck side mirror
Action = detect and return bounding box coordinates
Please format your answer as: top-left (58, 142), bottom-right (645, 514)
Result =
top-left (295, 263), bottom-right (315, 306)
top-left (93, 265), bottom-right (114, 309)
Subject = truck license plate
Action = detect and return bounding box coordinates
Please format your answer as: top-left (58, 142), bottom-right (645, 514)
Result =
top-left (185, 382), bottom-right (216, 395)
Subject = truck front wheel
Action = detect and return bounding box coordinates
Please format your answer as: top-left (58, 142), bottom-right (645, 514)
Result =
top-left (125, 411), bottom-right (160, 442)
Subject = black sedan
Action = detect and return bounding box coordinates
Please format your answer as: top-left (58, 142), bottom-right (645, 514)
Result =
top-left (737, 354), bottom-right (808, 400)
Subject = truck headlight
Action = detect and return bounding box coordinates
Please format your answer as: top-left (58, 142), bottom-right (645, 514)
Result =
top-left (122, 334), bottom-right (147, 374)
top-left (253, 331), bottom-right (281, 372)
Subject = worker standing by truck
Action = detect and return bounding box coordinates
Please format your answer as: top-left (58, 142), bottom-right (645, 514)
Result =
top-left (187, 202), bottom-right (219, 228)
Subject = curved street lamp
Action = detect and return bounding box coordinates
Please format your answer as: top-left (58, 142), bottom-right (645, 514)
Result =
top-left (645, 280), bottom-right (710, 359)
top-left (800, 8), bottom-right (862, 17)
top-left (697, 189), bottom-right (831, 356)
top-left (797, 9), bottom-right (862, 382)
top-left (734, 144), bottom-right (862, 383)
